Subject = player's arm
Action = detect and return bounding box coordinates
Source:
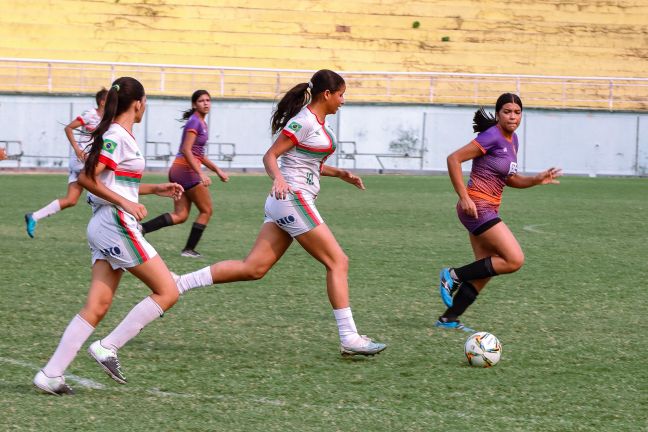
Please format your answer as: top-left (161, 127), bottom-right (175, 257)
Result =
top-left (78, 164), bottom-right (148, 220)
top-left (506, 168), bottom-right (562, 188)
top-left (321, 165), bottom-right (365, 190)
top-left (201, 156), bottom-right (229, 182)
top-left (263, 133), bottom-right (294, 199)
top-left (180, 131), bottom-right (211, 186)
top-left (139, 183), bottom-right (184, 199)
top-left (447, 142), bottom-right (483, 219)
top-left (64, 119), bottom-right (86, 161)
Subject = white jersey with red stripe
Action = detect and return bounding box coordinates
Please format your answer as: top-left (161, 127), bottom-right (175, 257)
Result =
top-left (280, 106), bottom-right (337, 197)
top-left (69, 108), bottom-right (102, 171)
top-left (87, 123), bottom-right (144, 213)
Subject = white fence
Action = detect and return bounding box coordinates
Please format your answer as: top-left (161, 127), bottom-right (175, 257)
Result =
top-left (1, 58), bottom-right (648, 111)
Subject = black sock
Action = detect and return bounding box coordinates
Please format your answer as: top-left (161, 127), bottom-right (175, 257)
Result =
top-left (441, 282), bottom-right (479, 320)
top-left (184, 222), bottom-right (207, 251)
top-left (453, 257), bottom-right (497, 282)
top-left (141, 213), bottom-right (173, 234)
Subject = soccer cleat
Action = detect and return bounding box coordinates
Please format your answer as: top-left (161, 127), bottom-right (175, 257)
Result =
top-left (435, 317), bottom-right (475, 333)
top-left (340, 335), bottom-right (387, 357)
top-left (439, 268), bottom-right (459, 308)
top-left (180, 249), bottom-right (202, 258)
top-left (33, 370), bottom-right (74, 396)
top-left (25, 213), bottom-right (36, 238)
top-left (87, 340), bottom-right (127, 384)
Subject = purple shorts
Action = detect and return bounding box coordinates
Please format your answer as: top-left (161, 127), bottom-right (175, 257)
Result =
top-left (169, 163), bottom-right (201, 191)
top-left (456, 199), bottom-right (501, 235)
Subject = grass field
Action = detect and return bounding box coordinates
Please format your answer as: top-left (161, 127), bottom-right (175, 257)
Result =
top-left (0, 173), bottom-right (646, 431)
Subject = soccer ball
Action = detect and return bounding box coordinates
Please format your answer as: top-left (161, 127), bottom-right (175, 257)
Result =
top-left (464, 332), bottom-right (502, 367)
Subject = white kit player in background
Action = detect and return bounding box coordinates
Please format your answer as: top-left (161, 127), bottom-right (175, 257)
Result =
top-left (173, 69), bottom-right (387, 358)
top-left (24, 88), bottom-right (108, 238)
top-left (33, 78), bottom-right (184, 395)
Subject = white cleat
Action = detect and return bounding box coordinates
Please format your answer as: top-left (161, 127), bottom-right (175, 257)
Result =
top-left (88, 340), bottom-right (127, 384)
top-left (340, 335), bottom-right (387, 357)
top-left (33, 370), bottom-right (74, 395)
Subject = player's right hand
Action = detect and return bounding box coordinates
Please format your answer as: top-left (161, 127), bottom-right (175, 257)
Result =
top-left (201, 173), bottom-right (212, 187)
top-left (271, 177), bottom-right (292, 200)
top-left (123, 201), bottom-right (148, 221)
top-left (459, 196), bottom-right (478, 219)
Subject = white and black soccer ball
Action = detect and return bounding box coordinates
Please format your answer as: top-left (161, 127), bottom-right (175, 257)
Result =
top-left (464, 332), bottom-right (502, 367)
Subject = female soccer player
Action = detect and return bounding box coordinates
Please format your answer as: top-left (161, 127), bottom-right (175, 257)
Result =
top-left (174, 69), bottom-right (386, 357)
top-left (33, 77), bottom-right (184, 395)
top-left (436, 93), bottom-right (562, 330)
top-left (25, 88), bottom-right (108, 238)
top-left (140, 90), bottom-right (229, 258)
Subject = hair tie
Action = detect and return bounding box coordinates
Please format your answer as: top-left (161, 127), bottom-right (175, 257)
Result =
top-left (112, 84), bottom-right (120, 92)
top-left (307, 81), bottom-right (313, 90)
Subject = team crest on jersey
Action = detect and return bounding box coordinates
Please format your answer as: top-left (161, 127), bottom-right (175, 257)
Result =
top-left (287, 121), bottom-right (302, 132)
top-left (102, 139), bottom-right (118, 154)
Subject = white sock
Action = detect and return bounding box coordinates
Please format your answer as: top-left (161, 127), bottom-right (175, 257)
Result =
top-left (101, 296), bottom-right (163, 351)
top-left (177, 266), bottom-right (213, 294)
top-left (32, 200), bottom-right (61, 221)
top-left (42, 314), bottom-right (94, 377)
top-left (333, 307), bottom-right (360, 346)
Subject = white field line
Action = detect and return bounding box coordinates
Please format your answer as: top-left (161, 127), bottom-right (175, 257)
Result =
top-left (0, 356), bottom-right (105, 389)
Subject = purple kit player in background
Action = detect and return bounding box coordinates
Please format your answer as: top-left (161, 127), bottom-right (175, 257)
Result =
top-left (436, 93), bottom-right (562, 330)
top-left (140, 90), bottom-right (229, 258)
top-left (25, 88), bottom-right (107, 238)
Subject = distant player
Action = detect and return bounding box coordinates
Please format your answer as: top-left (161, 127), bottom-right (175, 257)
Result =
top-left (173, 69), bottom-right (386, 357)
top-left (436, 93), bottom-right (562, 330)
top-left (24, 88), bottom-right (108, 238)
top-left (140, 90), bottom-right (229, 258)
top-left (33, 77), bottom-right (184, 395)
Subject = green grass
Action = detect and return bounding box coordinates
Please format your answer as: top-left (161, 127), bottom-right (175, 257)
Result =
top-left (0, 173), bottom-right (646, 431)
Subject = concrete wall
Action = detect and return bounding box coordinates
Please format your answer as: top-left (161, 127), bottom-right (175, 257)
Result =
top-left (1, 94), bottom-right (646, 176)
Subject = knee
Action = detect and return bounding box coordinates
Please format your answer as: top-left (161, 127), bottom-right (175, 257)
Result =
top-left (200, 206), bottom-right (213, 219)
top-left (82, 299), bottom-right (112, 323)
top-left (172, 212), bottom-right (189, 224)
top-left (327, 253), bottom-right (349, 274)
top-left (507, 252), bottom-right (525, 273)
top-left (158, 290), bottom-right (179, 310)
top-left (245, 263), bottom-right (271, 281)
top-left (60, 198), bottom-right (77, 209)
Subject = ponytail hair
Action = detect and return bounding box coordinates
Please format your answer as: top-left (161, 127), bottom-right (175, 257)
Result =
top-left (181, 89), bottom-right (210, 121)
top-left (271, 69), bottom-right (345, 134)
top-left (472, 92), bottom-right (523, 133)
top-left (84, 77), bottom-right (145, 179)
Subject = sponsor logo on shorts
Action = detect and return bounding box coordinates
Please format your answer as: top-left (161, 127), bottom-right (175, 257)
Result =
top-left (275, 215), bottom-right (296, 227)
top-left (287, 121), bottom-right (302, 133)
top-left (100, 246), bottom-right (122, 257)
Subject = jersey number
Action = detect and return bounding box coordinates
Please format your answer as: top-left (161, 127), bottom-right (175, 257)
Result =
top-left (305, 172), bottom-right (314, 185)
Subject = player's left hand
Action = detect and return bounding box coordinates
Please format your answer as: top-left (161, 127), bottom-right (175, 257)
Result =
top-left (217, 170), bottom-right (230, 183)
top-left (156, 182), bottom-right (184, 200)
top-left (340, 170), bottom-right (365, 190)
top-left (536, 167), bottom-right (562, 185)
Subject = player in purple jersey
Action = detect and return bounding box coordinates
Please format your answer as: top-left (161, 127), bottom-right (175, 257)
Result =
top-left (24, 88), bottom-right (107, 238)
top-left (140, 90), bottom-right (229, 258)
top-left (172, 70), bottom-right (386, 357)
top-left (436, 93), bottom-right (562, 330)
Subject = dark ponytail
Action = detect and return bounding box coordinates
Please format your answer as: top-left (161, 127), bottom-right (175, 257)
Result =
top-left (271, 69), bottom-right (345, 134)
top-left (181, 89), bottom-right (210, 121)
top-left (473, 92), bottom-right (523, 133)
top-left (84, 77), bottom-right (145, 179)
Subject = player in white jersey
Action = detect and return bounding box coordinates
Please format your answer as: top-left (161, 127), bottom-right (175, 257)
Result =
top-left (24, 88), bottom-right (108, 238)
top-left (174, 69), bottom-right (386, 357)
top-left (33, 78), bottom-right (184, 395)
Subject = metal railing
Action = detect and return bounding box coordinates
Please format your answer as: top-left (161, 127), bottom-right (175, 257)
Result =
top-left (1, 57), bottom-right (647, 110)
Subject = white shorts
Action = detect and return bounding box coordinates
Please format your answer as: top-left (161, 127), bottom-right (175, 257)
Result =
top-left (68, 168), bottom-right (81, 184)
top-left (263, 191), bottom-right (324, 238)
top-left (87, 205), bottom-right (157, 270)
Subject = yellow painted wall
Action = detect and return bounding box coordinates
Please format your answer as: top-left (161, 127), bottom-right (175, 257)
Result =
top-left (1, 0), bottom-right (647, 77)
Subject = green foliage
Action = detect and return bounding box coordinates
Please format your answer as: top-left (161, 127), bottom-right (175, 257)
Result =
top-left (0, 174), bottom-right (646, 431)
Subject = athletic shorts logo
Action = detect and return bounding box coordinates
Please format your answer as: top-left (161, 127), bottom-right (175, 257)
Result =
top-left (275, 215), bottom-right (296, 227)
top-left (100, 246), bottom-right (122, 257)
top-left (287, 122), bottom-right (302, 133)
top-left (102, 139), bottom-right (118, 154)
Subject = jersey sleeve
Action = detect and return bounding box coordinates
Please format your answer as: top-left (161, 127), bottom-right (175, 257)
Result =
top-left (98, 132), bottom-right (124, 170)
top-left (281, 116), bottom-right (310, 145)
top-left (184, 116), bottom-right (200, 135)
top-left (472, 127), bottom-right (499, 154)
top-left (76, 109), bottom-right (92, 126)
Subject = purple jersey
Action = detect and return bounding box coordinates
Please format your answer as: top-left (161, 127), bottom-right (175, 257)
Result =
top-left (467, 125), bottom-right (519, 205)
top-left (176, 113), bottom-right (208, 158)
